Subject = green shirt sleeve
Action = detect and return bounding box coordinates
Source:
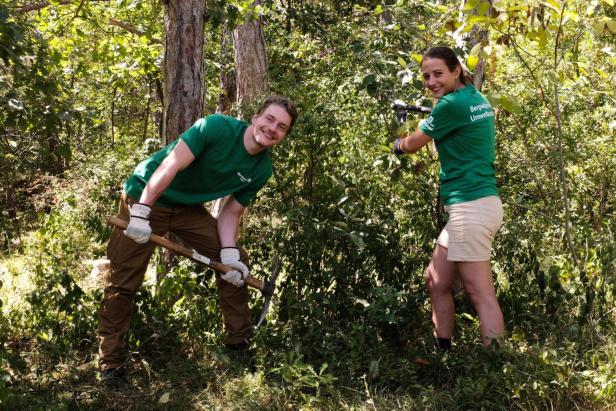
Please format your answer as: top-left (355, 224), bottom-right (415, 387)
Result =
top-left (232, 176), bottom-right (269, 207)
top-left (418, 95), bottom-right (463, 141)
top-left (179, 117), bottom-right (211, 157)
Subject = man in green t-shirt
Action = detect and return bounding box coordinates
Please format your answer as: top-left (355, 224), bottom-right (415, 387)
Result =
top-left (98, 95), bottom-right (298, 387)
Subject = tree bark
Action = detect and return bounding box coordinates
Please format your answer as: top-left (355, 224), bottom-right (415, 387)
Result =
top-left (158, 0), bottom-right (206, 280)
top-left (211, 0), bottom-right (269, 219)
top-left (162, 0), bottom-right (205, 145)
top-left (232, 0), bottom-right (269, 108)
top-left (460, 0), bottom-right (492, 90)
top-left (216, 27), bottom-right (236, 115)
top-left (471, 28), bottom-right (489, 91)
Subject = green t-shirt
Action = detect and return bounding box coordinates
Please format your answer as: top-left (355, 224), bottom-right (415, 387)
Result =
top-left (419, 84), bottom-right (499, 205)
top-left (124, 114), bottom-right (272, 207)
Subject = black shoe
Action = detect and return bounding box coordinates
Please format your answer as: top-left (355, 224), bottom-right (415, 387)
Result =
top-left (434, 337), bottom-right (452, 353)
top-left (101, 367), bottom-right (126, 388)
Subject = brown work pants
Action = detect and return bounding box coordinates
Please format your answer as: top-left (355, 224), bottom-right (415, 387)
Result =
top-left (97, 193), bottom-right (252, 370)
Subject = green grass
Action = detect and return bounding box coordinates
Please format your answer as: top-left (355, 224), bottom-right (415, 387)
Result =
top-left (2, 320), bottom-right (613, 410)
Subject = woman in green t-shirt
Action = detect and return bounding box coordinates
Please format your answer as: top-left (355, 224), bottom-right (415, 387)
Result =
top-left (393, 46), bottom-right (504, 350)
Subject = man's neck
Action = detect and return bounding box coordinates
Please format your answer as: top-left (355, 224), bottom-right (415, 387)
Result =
top-left (243, 125), bottom-right (266, 155)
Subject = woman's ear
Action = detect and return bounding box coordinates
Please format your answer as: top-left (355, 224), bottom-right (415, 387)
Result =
top-left (454, 65), bottom-right (462, 80)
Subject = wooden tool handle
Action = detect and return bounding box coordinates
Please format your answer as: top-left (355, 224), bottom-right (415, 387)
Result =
top-left (108, 216), bottom-right (265, 291)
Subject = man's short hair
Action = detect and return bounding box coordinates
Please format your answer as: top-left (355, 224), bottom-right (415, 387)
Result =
top-left (256, 95), bottom-right (298, 131)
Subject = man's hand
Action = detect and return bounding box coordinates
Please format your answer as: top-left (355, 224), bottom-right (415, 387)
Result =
top-left (220, 247), bottom-right (249, 287)
top-left (124, 203), bottom-right (152, 244)
top-left (393, 138), bottom-right (405, 155)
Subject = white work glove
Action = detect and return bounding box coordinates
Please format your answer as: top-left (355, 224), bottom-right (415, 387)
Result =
top-left (220, 247), bottom-right (249, 287)
top-left (124, 203), bottom-right (152, 244)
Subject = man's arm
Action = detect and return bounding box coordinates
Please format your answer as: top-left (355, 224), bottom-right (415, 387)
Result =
top-left (217, 196), bottom-right (251, 287)
top-left (124, 139), bottom-right (196, 244)
top-left (139, 139), bottom-right (196, 206)
top-left (394, 128), bottom-right (432, 154)
top-left (217, 196), bottom-right (245, 248)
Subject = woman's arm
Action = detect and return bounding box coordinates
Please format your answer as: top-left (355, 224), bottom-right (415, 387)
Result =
top-left (395, 128), bottom-right (433, 154)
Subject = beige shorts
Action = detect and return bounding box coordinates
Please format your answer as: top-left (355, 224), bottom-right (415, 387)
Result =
top-left (436, 196), bottom-right (503, 262)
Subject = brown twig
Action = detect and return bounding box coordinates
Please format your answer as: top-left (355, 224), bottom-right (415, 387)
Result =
top-left (108, 18), bottom-right (163, 45)
top-left (13, 0), bottom-right (108, 14)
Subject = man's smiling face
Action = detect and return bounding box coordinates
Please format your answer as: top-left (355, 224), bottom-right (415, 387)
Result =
top-left (250, 104), bottom-right (292, 148)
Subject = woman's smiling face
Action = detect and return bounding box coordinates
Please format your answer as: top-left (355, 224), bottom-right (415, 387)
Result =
top-left (421, 57), bottom-right (463, 99)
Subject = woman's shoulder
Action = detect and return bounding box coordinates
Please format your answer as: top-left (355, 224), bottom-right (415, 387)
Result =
top-left (438, 85), bottom-right (490, 110)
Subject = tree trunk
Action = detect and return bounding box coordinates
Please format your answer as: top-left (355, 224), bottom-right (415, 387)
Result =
top-left (459, 0), bottom-right (492, 90)
top-left (162, 0), bottom-right (205, 145)
top-left (159, 0), bottom-right (206, 282)
top-left (232, 0), bottom-right (269, 108)
top-left (216, 27), bottom-right (236, 115)
top-left (471, 28), bottom-right (489, 90)
top-left (212, 1), bottom-right (270, 219)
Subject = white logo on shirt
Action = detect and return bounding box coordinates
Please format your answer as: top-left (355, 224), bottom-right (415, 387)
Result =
top-left (421, 116), bottom-right (435, 131)
top-left (469, 110), bottom-right (494, 122)
top-left (237, 172), bottom-right (252, 183)
top-left (469, 103), bottom-right (494, 121)
top-left (470, 103), bottom-right (491, 112)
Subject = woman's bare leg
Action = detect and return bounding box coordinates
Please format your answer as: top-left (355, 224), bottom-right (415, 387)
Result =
top-left (458, 261), bottom-right (504, 346)
top-left (425, 245), bottom-right (458, 339)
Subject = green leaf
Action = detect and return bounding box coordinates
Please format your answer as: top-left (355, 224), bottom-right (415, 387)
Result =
top-left (427, 2), bottom-right (450, 13)
top-left (540, 0), bottom-right (562, 14)
top-left (470, 43), bottom-right (483, 56)
top-left (383, 23), bottom-right (400, 31)
top-left (443, 20), bottom-right (458, 32)
top-left (333, 221), bottom-right (348, 231)
top-left (8, 99), bottom-right (24, 110)
top-left (500, 97), bottom-right (513, 113)
top-left (467, 15), bottom-right (497, 24)
top-left (397, 69), bottom-right (413, 85)
top-left (355, 298), bottom-right (370, 307)
top-left (464, 0), bottom-right (480, 10)
top-left (546, 70), bottom-right (559, 84)
top-left (362, 73), bottom-right (376, 88)
top-left (537, 29), bottom-right (549, 48)
top-left (158, 392), bottom-right (170, 404)
top-left (349, 232), bottom-right (366, 249)
top-left (366, 82), bottom-right (378, 97)
top-left (502, 95), bottom-right (520, 114)
top-left (593, 20), bottom-right (606, 35)
top-left (606, 18), bottom-right (616, 33)
top-left (467, 55), bottom-right (479, 70)
top-left (477, 2), bottom-right (490, 16)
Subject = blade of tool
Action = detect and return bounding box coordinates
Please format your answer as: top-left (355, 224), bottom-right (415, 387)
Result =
top-left (255, 254), bottom-right (281, 328)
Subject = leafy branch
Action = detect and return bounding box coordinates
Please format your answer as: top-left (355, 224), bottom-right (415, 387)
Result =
top-left (13, 0), bottom-right (109, 14)
top-left (496, 1), bottom-right (580, 269)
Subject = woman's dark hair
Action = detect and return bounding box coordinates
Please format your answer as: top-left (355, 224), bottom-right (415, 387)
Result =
top-left (422, 46), bottom-right (473, 85)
